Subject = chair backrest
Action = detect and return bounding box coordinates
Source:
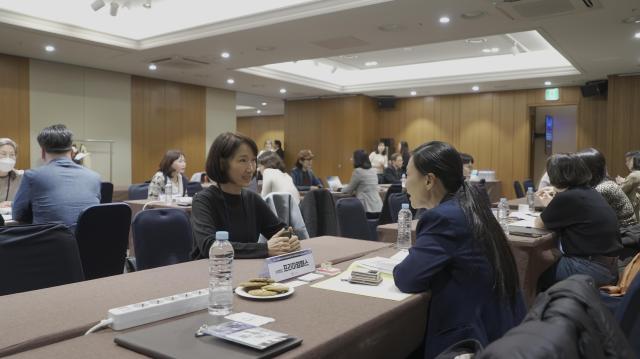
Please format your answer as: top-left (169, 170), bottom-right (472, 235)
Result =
top-left (263, 192), bottom-right (310, 239)
top-left (186, 181), bottom-right (203, 197)
top-left (388, 192), bottom-right (410, 223)
top-left (75, 203), bottom-right (132, 280)
top-left (335, 197), bottom-right (371, 241)
top-left (522, 179), bottom-right (535, 193)
top-left (0, 223), bottom-right (84, 295)
top-left (377, 184), bottom-right (402, 225)
top-left (616, 269), bottom-right (640, 346)
top-left (132, 208), bottom-right (193, 270)
top-left (513, 181), bottom-right (525, 199)
top-left (100, 182), bottom-right (114, 203)
top-left (299, 189), bottom-right (337, 237)
top-left (128, 183), bottom-right (150, 200)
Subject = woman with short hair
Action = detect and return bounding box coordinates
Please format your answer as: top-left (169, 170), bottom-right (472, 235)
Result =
top-left (341, 149), bottom-right (383, 214)
top-left (258, 151), bottom-right (300, 204)
top-left (147, 150), bottom-right (188, 200)
top-left (290, 149), bottom-right (323, 191)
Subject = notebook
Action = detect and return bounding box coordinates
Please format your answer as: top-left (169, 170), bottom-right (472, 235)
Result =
top-left (114, 312), bottom-right (302, 359)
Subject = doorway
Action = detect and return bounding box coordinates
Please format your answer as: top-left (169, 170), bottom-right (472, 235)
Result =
top-left (530, 105), bottom-right (578, 188)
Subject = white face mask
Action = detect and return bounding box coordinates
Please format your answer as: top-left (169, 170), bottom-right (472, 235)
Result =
top-left (0, 158), bottom-right (15, 173)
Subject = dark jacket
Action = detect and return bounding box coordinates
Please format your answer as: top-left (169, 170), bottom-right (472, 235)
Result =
top-left (382, 166), bottom-right (402, 184)
top-left (299, 189), bottom-right (337, 237)
top-left (190, 185), bottom-right (285, 259)
top-left (478, 275), bottom-right (634, 359)
top-left (393, 197), bottom-right (526, 359)
top-left (290, 167), bottom-right (322, 191)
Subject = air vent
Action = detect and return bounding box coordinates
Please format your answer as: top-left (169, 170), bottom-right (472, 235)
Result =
top-left (493, 0), bottom-right (602, 20)
top-left (148, 56), bottom-right (211, 70)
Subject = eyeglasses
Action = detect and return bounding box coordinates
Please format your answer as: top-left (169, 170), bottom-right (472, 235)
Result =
top-left (0, 151), bottom-right (16, 159)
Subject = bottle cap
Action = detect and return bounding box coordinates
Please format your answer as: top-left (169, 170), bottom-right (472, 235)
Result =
top-left (215, 231), bottom-right (229, 240)
top-left (401, 203), bottom-right (410, 209)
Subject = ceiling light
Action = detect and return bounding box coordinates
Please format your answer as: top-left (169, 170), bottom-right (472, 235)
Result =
top-left (622, 15), bottom-right (640, 24)
top-left (439, 16), bottom-right (450, 24)
top-left (472, 85), bottom-right (480, 91)
top-left (410, 90), bottom-right (417, 96)
top-left (44, 45), bottom-right (55, 52)
top-left (257, 110), bottom-right (262, 114)
top-left (261, 102), bottom-right (267, 106)
top-left (491, 47), bottom-right (500, 53)
top-left (466, 38), bottom-right (487, 44)
top-left (461, 11), bottom-right (486, 20)
top-left (279, 88), bottom-right (287, 94)
top-left (226, 78), bottom-right (235, 84)
top-left (544, 81), bottom-right (552, 86)
top-left (364, 61), bottom-right (378, 67)
top-left (635, 32), bottom-right (640, 39)
top-left (482, 48), bottom-right (491, 53)
top-left (221, 52), bottom-right (230, 59)
top-left (143, 0), bottom-right (152, 9)
top-left (90, 0), bottom-right (105, 11)
top-left (148, 63), bottom-right (157, 71)
top-left (110, 1), bottom-right (119, 16)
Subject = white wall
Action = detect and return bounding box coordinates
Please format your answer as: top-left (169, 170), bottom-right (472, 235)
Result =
top-left (29, 60), bottom-right (132, 186)
top-left (533, 105), bottom-right (578, 184)
top-left (205, 87), bottom-right (236, 154)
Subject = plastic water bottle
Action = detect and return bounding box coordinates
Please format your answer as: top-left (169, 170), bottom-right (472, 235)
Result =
top-left (208, 231), bottom-right (234, 316)
top-left (401, 173), bottom-right (407, 192)
top-left (164, 178), bottom-right (172, 204)
top-left (497, 198), bottom-right (510, 235)
top-left (397, 203), bottom-right (412, 250)
top-left (526, 187), bottom-right (535, 212)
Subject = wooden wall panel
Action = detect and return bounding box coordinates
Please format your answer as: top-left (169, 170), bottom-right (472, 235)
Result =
top-left (606, 75), bottom-right (640, 178)
top-left (236, 115), bottom-right (284, 151)
top-left (0, 54), bottom-right (29, 169)
top-left (131, 76), bottom-right (205, 183)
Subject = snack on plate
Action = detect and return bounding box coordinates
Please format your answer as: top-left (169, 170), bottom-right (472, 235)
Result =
top-left (247, 289), bottom-right (278, 297)
top-left (261, 284), bottom-right (289, 293)
top-left (248, 278), bottom-right (275, 284)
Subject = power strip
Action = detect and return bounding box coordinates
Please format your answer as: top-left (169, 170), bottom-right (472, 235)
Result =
top-left (107, 288), bottom-right (209, 330)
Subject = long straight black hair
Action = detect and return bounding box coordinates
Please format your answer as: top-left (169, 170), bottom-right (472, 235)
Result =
top-left (412, 141), bottom-right (520, 302)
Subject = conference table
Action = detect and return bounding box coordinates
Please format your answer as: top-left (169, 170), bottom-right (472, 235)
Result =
top-left (505, 197), bottom-right (547, 211)
top-left (299, 184), bottom-right (391, 203)
top-left (0, 237), bottom-right (430, 358)
top-left (377, 220), bottom-right (557, 306)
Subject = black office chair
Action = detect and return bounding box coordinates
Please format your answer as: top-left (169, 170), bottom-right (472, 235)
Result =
top-left (186, 181), bottom-right (203, 197)
top-left (377, 183), bottom-right (403, 225)
top-left (100, 182), bottom-right (114, 203)
top-left (132, 208), bottom-right (193, 270)
top-left (128, 183), bottom-right (150, 200)
top-left (75, 203), bottom-right (131, 280)
top-left (0, 223), bottom-right (84, 295)
top-left (335, 198), bottom-right (378, 241)
top-left (513, 181), bottom-right (525, 199)
top-left (299, 189), bottom-right (338, 237)
top-left (522, 179), bottom-right (535, 193)
top-left (388, 192), bottom-right (411, 223)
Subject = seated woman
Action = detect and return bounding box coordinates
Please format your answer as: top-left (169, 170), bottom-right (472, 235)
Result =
top-left (393, 141), bottom-right (524, 359)
top-left (0, 138), bottom-right (24, 208)
top-left (617, 151), bottom-right (640, 221)
top-left (341, 149), bottom-right (383, 214)
top-left (148, 150), bottom-right (188, 200)
top-left (190, 132), bottom-right (300, 259)
top-left (536, 153), bottom-right (622, 290)
top-left (290, 149), bottom-right (323, 191)
top-left (576, 148), bottom-right (638, 274)
top-left (258, 151), bottom-right (300, 204)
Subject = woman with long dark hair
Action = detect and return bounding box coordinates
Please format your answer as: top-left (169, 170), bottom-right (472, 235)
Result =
top-left (393, 141), bottom-right (524, 358)
top-left (340, 149), bottom-right (383, 214)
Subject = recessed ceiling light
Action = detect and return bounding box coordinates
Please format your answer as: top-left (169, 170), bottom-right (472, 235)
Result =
top-left (410, 90), bottom-right (417, 96)
top-left (256, 46), bottom-right (276, 52)
top-left (472, 85), bottom-right (480, 91)
top-left (261, 102), bottom-right (267, 106)
top-left (491, 47), bottom-right (500, 53)
top-left (221, 52), bottom-right (230, 58)
top-left (257, 109), bottom-right (262, 114)
top-left (461, 11), bottom-right (486, 20)
top-left (226, 78), bottom-right (235, 84)
top-left (364, 61), bottom-right (378, 67)
top-left (148, 63), bottom-right (157, 71)
top-left (466, 38), bottom-right (487, 44)
top-left (279, 88), bottom-right (287, 94)
top-left (44, 45), bottom-right (55, 52)
top-left (622, 15), bottom-right (640, 24)
top-left (635, 32), bottom-right (640, 39)
top-left (544, 81), bottom-right (552, 86)
top-left (482, 48), bottom-right (491, 53)
top-left (142, 1), bottom-right (152, 9)
top-left (439, 16), bottom-right (450, 24)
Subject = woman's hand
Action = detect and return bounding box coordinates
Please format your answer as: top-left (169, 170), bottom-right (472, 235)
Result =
top-left (536, 186), bottom-right (556, 207)
top-left (267, 227), bottom-right (300, 256)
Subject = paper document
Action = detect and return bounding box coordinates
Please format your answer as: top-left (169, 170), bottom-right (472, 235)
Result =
top-left (224, 312), bottom-right (275, 327)
top-left (355, 256), bottom-right (404, 275)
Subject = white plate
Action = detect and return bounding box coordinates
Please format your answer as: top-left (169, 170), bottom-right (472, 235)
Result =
top-left (234, 286), bottom-right (294, 300)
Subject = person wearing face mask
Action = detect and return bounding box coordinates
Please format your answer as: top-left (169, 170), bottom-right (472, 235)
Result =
top-left (147, 150), bottom-right (188, 200)
top-left (393, 141), bottom-right (525, 359)
top-left (190, 132), bottom-right (300, 259)
top-left (0, 138), bottom-right (23, 208)
top-left (12, 125), bottom-right (100, 229)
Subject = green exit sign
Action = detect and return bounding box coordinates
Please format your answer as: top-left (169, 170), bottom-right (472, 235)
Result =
top-left (545, 88), bottom-right (560, 101)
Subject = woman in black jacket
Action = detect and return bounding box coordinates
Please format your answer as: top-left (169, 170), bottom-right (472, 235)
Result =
top-left (190, 132), bottom-right (300, 259)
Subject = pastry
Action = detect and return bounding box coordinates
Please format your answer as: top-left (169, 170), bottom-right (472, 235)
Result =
top-left (247, 289), bottom-right (278, 297)
top-left (262, 284), bottom-right (289, 293)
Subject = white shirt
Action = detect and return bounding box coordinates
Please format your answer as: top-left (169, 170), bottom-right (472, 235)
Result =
top-left (369, 152), bottom-right (388, 174)
top-left (261, 168), bottom-right (301, 204)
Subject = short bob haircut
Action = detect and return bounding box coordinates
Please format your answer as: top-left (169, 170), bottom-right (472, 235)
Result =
top-left (37, 124), bottom-right (73, 154)
top-left (546, 153), bottom-right (592, 189)
top-left (460, 153), bottom-right (474, 165)
top-left (295, 149), bottom-right (314, 169)
top-left (0, 138), bottom-right (18, 156)
top-left (352, 149), bottom-right (372, 169)
top-left (158, 150), bottom-right (184, 177)
top-left (258, 151), bottom-right (286, 172)
top-left (575, 148), bottom-right (607, 187)
top-left (206, 132), bottom-right (258, 184)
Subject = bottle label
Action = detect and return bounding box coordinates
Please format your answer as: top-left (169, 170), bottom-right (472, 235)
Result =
top-left (260, 249), bottom-right (315, 282)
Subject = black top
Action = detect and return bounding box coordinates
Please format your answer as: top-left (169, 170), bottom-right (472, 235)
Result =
top-left (401, 153), bottom-right (410, 174)
top-left (541, 186), bottom-right (622, 256)
top-left (382, 166), bottom-right (402, 184)
top-left (190, 186), bottom-right (285, 259)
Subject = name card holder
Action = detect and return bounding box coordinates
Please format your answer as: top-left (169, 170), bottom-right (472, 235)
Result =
top-left (260, 249), bottom-right (315, 282)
